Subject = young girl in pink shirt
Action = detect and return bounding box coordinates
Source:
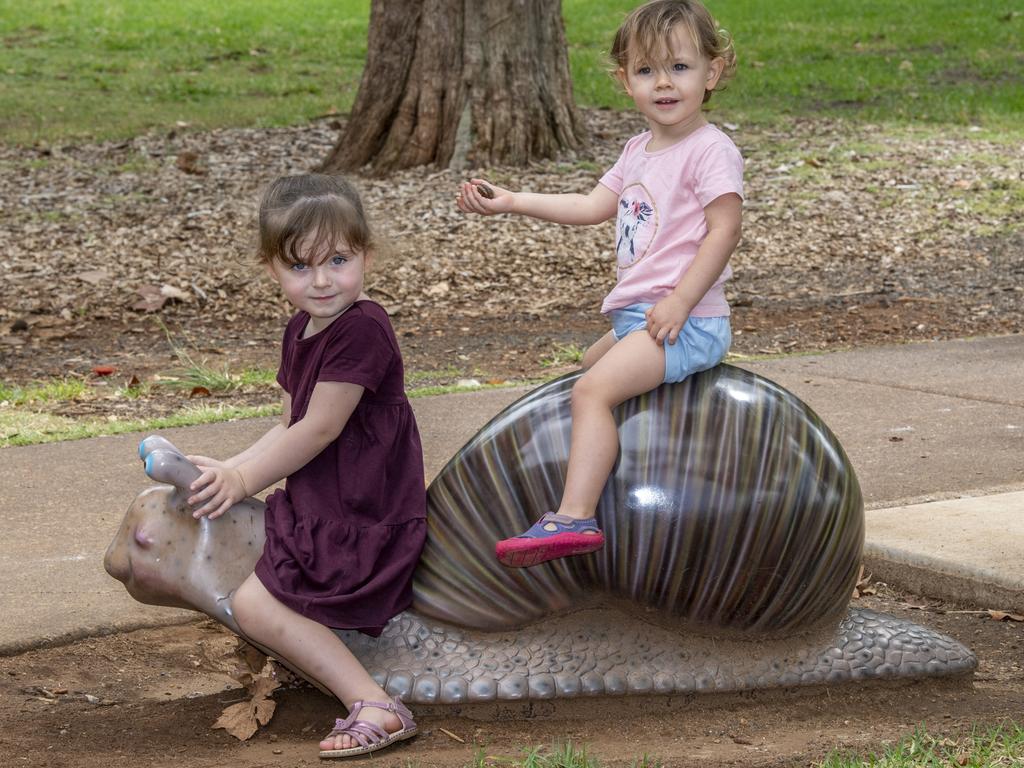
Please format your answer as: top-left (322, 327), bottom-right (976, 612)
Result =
top-left (456, 0), bottom-right (743, 568)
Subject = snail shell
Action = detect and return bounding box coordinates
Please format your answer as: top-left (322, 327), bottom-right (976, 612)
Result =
top-left (413, 365), bottom-right (864, 635)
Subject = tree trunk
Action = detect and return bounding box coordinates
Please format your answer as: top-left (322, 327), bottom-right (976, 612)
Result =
top-left (320, 0), bottom-right (586, 175)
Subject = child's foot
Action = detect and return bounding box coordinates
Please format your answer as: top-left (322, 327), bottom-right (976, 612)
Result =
top-left (318, 696), bottom-right (417, 758)
top-left (495, 512), bottom-right (604, 568)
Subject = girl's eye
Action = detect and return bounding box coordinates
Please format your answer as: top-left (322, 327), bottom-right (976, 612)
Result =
top-left (331, 254), bottom-right (349, 265)
top-left (673, 62), bottom-right (688, 71)
top-left (637, 65), bottom-right (652, 75)
top-left (290, 263), bottom-right (308, 272)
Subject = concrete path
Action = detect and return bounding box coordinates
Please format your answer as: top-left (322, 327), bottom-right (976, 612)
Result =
top-left (1, 335), bottom-right (1021, 654)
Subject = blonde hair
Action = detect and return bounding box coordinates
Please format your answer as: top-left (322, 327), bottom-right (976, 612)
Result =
top-left (611, 0), bottom-right (736, 103)
top-left (257, 174), bottom-right (374, 266)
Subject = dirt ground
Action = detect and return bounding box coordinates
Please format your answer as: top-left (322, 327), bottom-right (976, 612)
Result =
top-left (1, 584), bottom-right (1022, 768)
top-left (1, 110), bottom-right (1022, 423)
top-left (1, 112), bottom-right (1022, 765)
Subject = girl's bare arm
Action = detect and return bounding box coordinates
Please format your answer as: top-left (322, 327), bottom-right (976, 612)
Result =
top-left (457, 179), bottom-right (618, 226)
top-left (645, 193), bottom-right (742, 344)
top-left (189, 382), bottom-right (363, 518)
top-left (187, 391), bottom-right (291, 470)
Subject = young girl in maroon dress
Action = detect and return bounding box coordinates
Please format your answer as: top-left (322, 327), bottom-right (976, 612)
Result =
top-left (186, 173), bottom-right (427, 760)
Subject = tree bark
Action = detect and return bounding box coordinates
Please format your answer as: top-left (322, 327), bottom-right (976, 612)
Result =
top-left (320, 0), bottom-right (586, 175)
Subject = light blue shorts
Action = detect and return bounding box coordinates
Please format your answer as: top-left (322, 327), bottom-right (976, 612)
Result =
top-left (610, 303), bottom-right (731, 384)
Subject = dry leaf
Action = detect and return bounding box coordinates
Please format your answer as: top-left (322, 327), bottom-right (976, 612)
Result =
top-left (76, 269), bottom-right (108, 285)
top-left (189, 386), bottom-right (211, 398)
top-left (160, 284), bottom-right (190, 301)
top-left (212, 688), bottom-right (278, 741)
top-left (213, 675), bottom-right (280, 740)
top-left (176, 150), bottom-right (206, 175)
top-left (851, 565), bottom-right (876, 598)
top-left (987, 610), bottom-right (1024, 622)
top-left (133, 285), bottom-right (167, 312)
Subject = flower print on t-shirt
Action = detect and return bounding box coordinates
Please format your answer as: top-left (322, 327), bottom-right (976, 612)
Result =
top-left (615, 183), bottom-right (658, 270)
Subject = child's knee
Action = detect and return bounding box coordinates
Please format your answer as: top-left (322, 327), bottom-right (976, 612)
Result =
top-left (571, 372), bottom-right (604, 409)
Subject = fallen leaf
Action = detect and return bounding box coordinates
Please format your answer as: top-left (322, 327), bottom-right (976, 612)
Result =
top-left (76, 269), bottom-right (108, 285)
top-left (988, 610), bottom-right (1024, 622)
top-left (189, 386), bottom-right (211, 398)
top-left (92, 365), bottom-right (117, 376)
top-left (133, 285), bottom-right (167, 312)
top-left (160, 284), bottom-right (190, 301)
top-left (213, 676), bottom-right (279, 740)
top-left (176, 151), bottom-right (206, 175)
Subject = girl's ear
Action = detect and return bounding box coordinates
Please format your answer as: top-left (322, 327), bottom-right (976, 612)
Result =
top-left (362, 248), bottom-right (375, 271)
top-left (705, 57), bottom-right (726, 91)
top-left (615, 67), bottom-right (633, 97)
top-left (265, 261), bottom-right (280, 283)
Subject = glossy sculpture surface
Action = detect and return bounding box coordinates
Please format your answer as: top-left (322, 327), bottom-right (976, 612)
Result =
top-left (105, 367), bottom-right (976, 704)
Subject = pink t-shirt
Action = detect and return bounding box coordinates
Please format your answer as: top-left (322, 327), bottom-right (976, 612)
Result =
top-left (599, 123), bottom-right (744, 316)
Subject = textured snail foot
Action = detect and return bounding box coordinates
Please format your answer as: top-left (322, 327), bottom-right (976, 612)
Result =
top-left (336, 606), bottom-right (976, 705)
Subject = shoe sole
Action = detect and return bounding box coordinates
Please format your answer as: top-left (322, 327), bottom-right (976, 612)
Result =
top-left (496, 535), bottom-right (604, 568)
top-left (318, 727), bottom-right (417, 759)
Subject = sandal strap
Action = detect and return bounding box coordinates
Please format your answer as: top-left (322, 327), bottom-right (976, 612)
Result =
top-left (517, 512), bottom-right (602, 539)
top-left (325, 695), bottom-right (416, 741)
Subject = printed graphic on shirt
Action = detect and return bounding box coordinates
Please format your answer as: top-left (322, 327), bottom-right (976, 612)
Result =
top-left (615, 183), bottom-right (658, 270)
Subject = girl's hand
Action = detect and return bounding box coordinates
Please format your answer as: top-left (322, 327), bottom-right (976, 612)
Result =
top-left (456, 178), bottom-right (514, 215)
top-left (185, 454), bottom-right (226, 470)
top-left (645, 295), bottom-right (691, 346)
top-left (188, 465), bottom-right (248, 520)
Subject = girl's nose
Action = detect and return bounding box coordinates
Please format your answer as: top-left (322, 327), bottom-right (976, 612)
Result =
top-left (311, 267), bottom-right (330, 286)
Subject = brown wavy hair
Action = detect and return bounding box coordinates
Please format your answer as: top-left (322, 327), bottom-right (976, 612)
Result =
top-left (257, 174), bottom-right (374, 266)
top-left (611, 0), bottom-right (737, 103)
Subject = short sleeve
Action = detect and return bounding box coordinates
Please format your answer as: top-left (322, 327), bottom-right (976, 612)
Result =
top-left (318, 313), bottom-right (394, 394)
top-left (693, 139), bottom-right (744, 208)
top-left (599, 135), bottom-right (642, 196)
top-left (276, 314), bottom-right (303, 393)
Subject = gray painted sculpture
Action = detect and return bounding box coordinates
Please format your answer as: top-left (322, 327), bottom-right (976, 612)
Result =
top-left (105, 366), bottom-right (976, 704)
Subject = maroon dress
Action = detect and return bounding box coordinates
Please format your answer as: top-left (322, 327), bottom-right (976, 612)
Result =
top-left (254, 301), bottom-right (427, 636)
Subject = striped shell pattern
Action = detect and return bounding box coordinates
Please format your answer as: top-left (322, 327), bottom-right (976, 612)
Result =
top-left (414, 364), bottom-right (865, 636)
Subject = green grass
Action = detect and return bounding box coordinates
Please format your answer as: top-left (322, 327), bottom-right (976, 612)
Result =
top-left (0, 371), bottom-right (526, 447)
top-left (0, 0), bottom-right (369, 144)
top-left (0, 402), bottom-right (281, 447)
top-left (469, 740), bottom-right (662, 768)
top-left (1, 0), bottom-right (1021, 144)
top-left (0, 377), bottom-right (89, 405)
top-left (817, 723), bottom-right (1024, 767)
top-left (541, 342), bottom-right (586, 368)
top-left (565, 0), bottom-right (1024, 129)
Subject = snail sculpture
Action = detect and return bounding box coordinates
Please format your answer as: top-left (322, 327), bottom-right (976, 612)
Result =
top-left (105, 366), bottom-right (976, 704)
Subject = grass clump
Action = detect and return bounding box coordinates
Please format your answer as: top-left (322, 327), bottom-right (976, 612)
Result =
top-left (469, 740), bottom-right (662, 768)
top-left (817, 722), bottom-right (1024, 768)
top-left (541, 342), bottom-right (585, 368)
top-left (0, 377), bottom-right (88, 405)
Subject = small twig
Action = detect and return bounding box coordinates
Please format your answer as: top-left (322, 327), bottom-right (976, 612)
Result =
top-left (439, 727), bottom-right (465, 743)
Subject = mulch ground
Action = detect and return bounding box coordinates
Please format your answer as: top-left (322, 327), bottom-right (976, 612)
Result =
top-left (1, 110), bottom-right (1021, 425)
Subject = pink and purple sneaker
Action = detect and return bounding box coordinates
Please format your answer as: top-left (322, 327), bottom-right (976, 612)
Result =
top-left (495, 512), bottom-right (605, 568)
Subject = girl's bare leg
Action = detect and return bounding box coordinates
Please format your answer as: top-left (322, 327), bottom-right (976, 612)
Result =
top-left (231, 573), bottom-right (401, 751)
top-left (558, 330), bottom-right (665, 519)
top-left (581, 330), bottom-right (617, 370)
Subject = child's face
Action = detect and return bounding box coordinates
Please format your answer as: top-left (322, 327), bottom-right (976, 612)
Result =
top-left (619, 25), bottom-right (724, 141)
top-left (266, 239), bottom-right (369, 333)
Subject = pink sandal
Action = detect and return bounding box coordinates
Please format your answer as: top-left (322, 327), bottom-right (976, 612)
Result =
top-left (318, 695), bottom-right (417, 759)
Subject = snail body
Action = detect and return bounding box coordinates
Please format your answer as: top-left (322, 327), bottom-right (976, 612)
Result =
top-left (105, 367), bottom-right (976, 704)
